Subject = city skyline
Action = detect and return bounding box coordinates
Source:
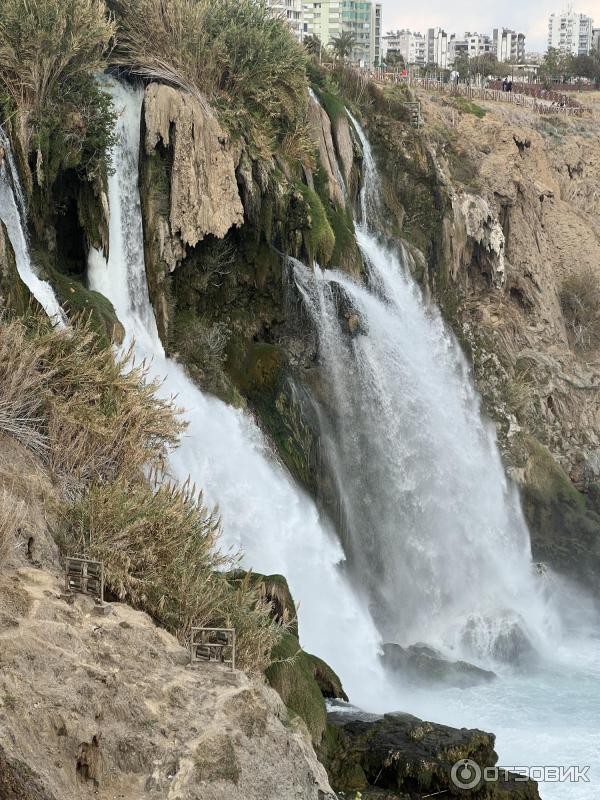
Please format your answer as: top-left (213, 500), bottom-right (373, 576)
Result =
top-left (383, 0), bottom-right (600, 51)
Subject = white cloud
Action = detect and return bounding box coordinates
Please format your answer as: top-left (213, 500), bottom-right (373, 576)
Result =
top-left (382, 0), bottom-right (600, 51)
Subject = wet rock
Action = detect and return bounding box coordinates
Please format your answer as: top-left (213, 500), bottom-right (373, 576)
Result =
top-left (462, 613), bottom-right (537, 667)
top-left (320, 710), bottom-right (540, 799)
top-left (381, 643), bottom-right (496, 688)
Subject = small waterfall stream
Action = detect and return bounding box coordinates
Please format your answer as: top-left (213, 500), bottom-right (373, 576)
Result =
top-left (0, 129), bottom-right (66, 325)
top-left (87, 76), bottom-right (387, 708)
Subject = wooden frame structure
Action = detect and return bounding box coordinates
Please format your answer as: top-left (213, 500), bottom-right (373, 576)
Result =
top-left (190, 627), bottom-right (236, 671)
top-left (64, 556), bottom-right (104, 603)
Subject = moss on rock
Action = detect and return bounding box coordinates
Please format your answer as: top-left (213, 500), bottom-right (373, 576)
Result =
top-left (265, 632), bottom-right (346, 746)
top-left (294, 184), bottom-right (335, 265)
top-left (47, 267), bottom-right (123, 345)
top-left (522, 436), bottom-right (600, 589)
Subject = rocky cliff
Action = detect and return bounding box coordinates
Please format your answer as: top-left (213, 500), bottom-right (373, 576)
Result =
top-left (0, 435), bottom-right (335, 800)
top-left (366, 88), bottom-right (600, 592)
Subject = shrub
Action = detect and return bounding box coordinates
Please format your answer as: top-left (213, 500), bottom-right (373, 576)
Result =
top-left (107, 0), bottom-right (310, 159)
top-left (0, 314), bottom-right (182, 495)
top-left (452, 96), bottom-right (486, 119)
top-left (0, 0), bottom-right (116, 180)
top-left (560, 270), bottom-right (600, 351)
top-left (174, 317), bottom-right (230, 391)
top-left (63, 480), bottom-right (283, 669)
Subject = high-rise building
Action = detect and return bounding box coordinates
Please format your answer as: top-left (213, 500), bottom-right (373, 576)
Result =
top-left (266, 0), bottom-right (304, 42)
top-left (304, 1), bottom-right (382, 68)
top-left (548, 10), bottom-right (594, 56)
top-left (493, 27), bottom-right (526, 62)
top-left (383, 30), bottom-right (426, 66)
top-left (427, 27), bottom-right (448, 69)
top-left (370, 3), bottom-right (383, 67)
top-left (592, 27), bottom-right (600, 52)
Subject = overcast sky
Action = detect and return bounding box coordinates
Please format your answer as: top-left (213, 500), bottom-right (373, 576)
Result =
top-left (383, 1), bottom-right (600, 51)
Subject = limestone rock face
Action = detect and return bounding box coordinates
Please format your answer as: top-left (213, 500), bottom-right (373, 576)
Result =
top-left (0, 567), bottom-right (335, 800)
top-left (332, 114), bottom-right (355, 190)
top-left (418, 94), bottom-right (600, 488)
top-left (143, 83), bottom-right (244, 255)
top-left (307, 92), bottom-right (345, 210)
top-left (455, 193), bottom-right (506, 288)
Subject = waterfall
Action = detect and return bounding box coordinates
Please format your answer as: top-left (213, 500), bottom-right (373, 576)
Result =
top-left (87, 76), bottom-right (387, 708)
top-left (292, 115), bottom-right (557, 662)
top-left (0, 129), bottom-right (66, 326)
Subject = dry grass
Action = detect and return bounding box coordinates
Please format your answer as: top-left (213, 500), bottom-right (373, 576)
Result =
top-left (0, 313), bottom-right (284, 670)
top-left (0, 488), bottom-right (25, 565)
top-left (560, 270), bottom-right (600, 351)
top-left (0, 0), bottom-right (114, 117)
top-left (63, 479), bottom-right (283, 670)
top-left (0, 314), bottom-right (182, 496)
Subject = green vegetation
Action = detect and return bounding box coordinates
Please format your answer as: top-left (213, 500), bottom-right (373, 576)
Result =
top-left (330, 32), bottom-right (357, 63)
top-left (266, 631), bottom-right (346, 744)
top-left (0, 313), bottom-right (285, 670)
top-left (0, 0), bottom-right (116, 192)
top-left (521, 436), bottom-right (600, 590)
top-left (107, 0), bottom-right (310, 160)
top-left (46, 267), bottom-right (123, 346)
top-left (0, 313), bottom-right (180, 488)
top-left (295, 184), bottom-right (335, 264)
top-left (539, 46), bottom-right (600, 87)
top-left (451, 96), bottom-right (486, 119)
top-left (63, 481), bottom-right (283, 669)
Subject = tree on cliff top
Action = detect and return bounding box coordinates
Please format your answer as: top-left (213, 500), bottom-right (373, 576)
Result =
top-left (330, 32), bottom-right (357, 63)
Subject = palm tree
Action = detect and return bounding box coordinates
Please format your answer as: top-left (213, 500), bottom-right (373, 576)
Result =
top-left (304, 34), bottom-right (322, 59)
top-left (330, 31), bottom-right (357, 63)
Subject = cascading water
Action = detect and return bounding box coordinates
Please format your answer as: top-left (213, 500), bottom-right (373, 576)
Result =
top-left (87, 76), bottom-right (387, 708)
top-left (295, 107), bottom-right (600, 800)
top-left (293, 112), bottom-right (553, 660)
top-left (0, 129), bottom-right (66, 325)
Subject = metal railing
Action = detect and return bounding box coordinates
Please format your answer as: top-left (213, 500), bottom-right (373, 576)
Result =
top-left (407, 76), bottom-right (590, 116)
top-left (64, 556), bottom-right (104, 602)
top-left (190, 627), bottom-right (236, 671)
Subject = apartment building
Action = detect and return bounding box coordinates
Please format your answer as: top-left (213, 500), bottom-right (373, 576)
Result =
top-left (267, 0), bottom-right (304, 41)
top-left (304, 1), bottom-right (382, 68)
top-left (427, 27), bottom-right (449, 69)
top-left (548, 10), bottom-right (594, 56)
top-left (383, 29), bottom-right (426, 66)
top-left (493, 27), bottom-right (526, 62)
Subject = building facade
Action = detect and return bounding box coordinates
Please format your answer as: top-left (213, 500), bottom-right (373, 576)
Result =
top-left (548, 10), bottom-right (594, 56)
top-left (303, 1), bottom-right (382, 68)
top-left (592, 27), bottom-right (600, 52)
top-left (382, 29), bottom-right (426, 66)
top-left (493, 27), bottom-right (526, 62)
top-left (427, 27), bottom-right (448, 69)
top-left (447, 32), bottom-right (493, 66)
top-left (266, 0), bottom-right (304, 42)
top-left (370, 3), bottom-right (383, 67)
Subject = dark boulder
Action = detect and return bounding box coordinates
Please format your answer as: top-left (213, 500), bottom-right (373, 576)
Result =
top-left (381, 643), bottom-right (497, 688)
top-left (319, 709), bottom-right (541, 799)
